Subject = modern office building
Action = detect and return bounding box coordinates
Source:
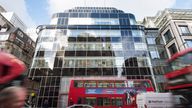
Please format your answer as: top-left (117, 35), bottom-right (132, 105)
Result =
top-left (150, 9), bottom-right (192, 58)
top-left (29, 7), bottom-right (157, 107)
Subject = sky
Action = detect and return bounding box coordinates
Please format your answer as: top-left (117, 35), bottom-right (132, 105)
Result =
top-left (0, 0), bottom-right (192, 28)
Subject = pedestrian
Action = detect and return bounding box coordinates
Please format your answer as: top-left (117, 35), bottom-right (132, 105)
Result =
top-left (0, 86), bottom-right (27, 108)
top-left (0, 52), bottom-right (27, 108)
top-left (0, 51), bottom-right (26, 86)
top-left (43, 98), bottom-right (49, 108)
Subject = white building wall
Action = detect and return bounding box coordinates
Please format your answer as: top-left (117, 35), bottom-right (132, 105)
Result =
top-left (1, 12), bottom-right (27, 32)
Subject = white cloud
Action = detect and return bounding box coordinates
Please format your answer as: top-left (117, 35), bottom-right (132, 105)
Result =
top-left (0, 0), bottom-right (36, 27)
top-left (47, 0), bottom-right (176, 21)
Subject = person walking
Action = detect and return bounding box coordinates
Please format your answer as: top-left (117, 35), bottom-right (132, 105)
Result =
top-left (0, 51), bottom-right (27, 108)
top-left (0, 86), bottom-right (27, 108)
top-left (0, 51), bottom-right (26, 86)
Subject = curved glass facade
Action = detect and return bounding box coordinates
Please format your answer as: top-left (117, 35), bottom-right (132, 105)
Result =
top-left (29, 7), bottom-right (152, 107)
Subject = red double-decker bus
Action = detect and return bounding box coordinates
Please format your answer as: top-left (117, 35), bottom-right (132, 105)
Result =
top-left (165, 48), bottom-right (192, 104)
top-left (68, 79), bottom-right (154, 108)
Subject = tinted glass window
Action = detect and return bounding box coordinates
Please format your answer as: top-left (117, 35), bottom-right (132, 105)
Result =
top-left (110, 14), bottom-right (118, 18)
top-left (100, 13), bottom-right (109, 18)
top-left (90, 13), bottom-right (100, 18)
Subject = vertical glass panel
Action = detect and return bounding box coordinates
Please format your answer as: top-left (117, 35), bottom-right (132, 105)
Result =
top-left (147, 38), bottom-right (156, 44)
top-left (132, 30), bottom-right (144, 37)
top-left (111, 37), bottom-right (121, 42)
top-left (129, 14), bottom-right (136, 25)
top-left (111, 43), bottom-right (123, 50)
top-left (68, 18), bottom-right (119, 25)
top-left (137, 57), bottom-right (149, 67)
top-left (76, 43), bottom-right (86, 51)
top-left (90, 13), bottom-right (100, 18)
top-left (134, 43), bottom-right (147, 50)
top-left (75, 59), bottom-right (86, 68)
top-left (149, 51), bottom-right (160, 59)
top-left (100, 13), bottom-right (109, 18)
top-left (102, 59), bottom-right (114, 67)
top-left (87, 58), bottom-right (102, 68)
top-left (63, 58), bottom-right (75, 68)
top-left (114, 57), bottom-right (124, 67)
top-left (65, 43), bottom-right (75, 51)
top-left (67, 30), bottom-right (121, 37)
top-left (101, 43), bottom-right (109, 51)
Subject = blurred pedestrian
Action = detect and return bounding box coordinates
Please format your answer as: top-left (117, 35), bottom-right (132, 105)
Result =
top-left (0, 52), bottom-right (27, 108)
top-left (0, 86), bottom-right (27, 108)
top-left (0, 51), bottom-right (26, 89)
top-left (43, 98), bottom-right (49, 108)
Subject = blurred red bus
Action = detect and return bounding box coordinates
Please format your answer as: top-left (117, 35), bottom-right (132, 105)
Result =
top-left (68, 79), bottom-right (154, 108)
top-left (165, 48), bottom-right (192, 104)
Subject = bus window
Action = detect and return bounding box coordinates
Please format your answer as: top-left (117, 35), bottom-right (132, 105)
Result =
top-left (85, 97), bottom-right (96, 106)
top-left (97, 97), bottom-right (103, 106)
top-left (115, 81), bottom-right (126, 87)
top-left (111, 97), bottom-right (123, 106)
top-left (111, 97), bottom-right (116, 106)
top-left (116, 97), bottom-right (123, 106)
top-left (74, 80), bottom-right (83, 87)
top-left (84, 81), bottom-right (96, 88)
top-left (109, 83), bottom-right (115, 88)
top-left (103, 98), bottom-right (111, 106)
top-left (97, 81), bottom-right (109, 88)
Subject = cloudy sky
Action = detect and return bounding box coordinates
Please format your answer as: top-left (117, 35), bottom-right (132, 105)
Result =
top-left (0, 0), bottom-right (192, 28)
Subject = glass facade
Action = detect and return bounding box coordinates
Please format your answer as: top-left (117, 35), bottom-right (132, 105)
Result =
top-left (29, 7), bottom-right (153, 107)
top-left (145, 28), bottom-right (168, 92)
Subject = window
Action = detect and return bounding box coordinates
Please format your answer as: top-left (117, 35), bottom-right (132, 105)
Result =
top-left (74, 81), bottom-right (83, 87)
top-left (85, 97), bottom-right (96, 106)
top-left (84, 81), bottom-right (96, 88)
top-left (149, 51), bottom-right (160, 59)
top-left (0, 25), bottom-right (9, 32)
top-left (185, 40), bottom-right (192, 47)
top-left (168, 43), bottom-right (178, 56)
top-left (137, 57), bottom-right (149, 67)
top-left (116, 97), bottom-right (123, 106)
top-left (164, 30), bottom-right (173, 43)
top-left (179, 25), bottom-right (191, 35)
top-left (115, 81), bottom-right (126, 87)
top-left (134, 43), bottom-right (147, 50)
top-left (132, 30), bottom-right (144, 37)
top-left (98, 81), bottom-right (110, 88)
top-left (147, 38), bottom-right (156, 44)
